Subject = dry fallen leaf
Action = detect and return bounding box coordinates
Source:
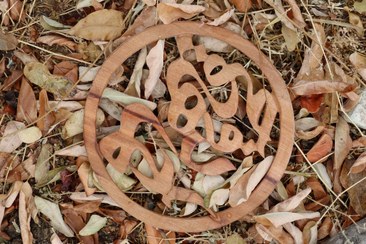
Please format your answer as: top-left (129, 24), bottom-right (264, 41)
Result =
top-left (306, 133), bottom-right (333, 163)
top-left (24, 62), bottom-right (74, 97)
top-left (17, 126), bottom-right (42, 144)
top-left (62, 109), bottom-right (104, 139)
top-left (229, 156), bottom-right (273, 206)
top-left (282, 25), bottom-right (299, 51)
top-left (0, 31), bottom-right (17, 50)
top-left (334, 117), bottom-right (352, 171)
top-left (144, 40), bottom-right (164, 99)
top-left (348, 12), bottom-right (364, 37)
top-left (354, 0), bottom-right (366, 14)
top-left (17, 78), bottom-right (37, 124)
top-left (349, 52), bottom-right (366, 81)
top-left (350, 152), bottom-right (366, 174)
top-left (37, 35), bottom-right (76, 51)
top-left (79, 215), bottom-right (107, 236)
top-left (255, 211), bottom-right (320, 228)
top-left (145, 223), bottom-right (176, 244)
top-left (0, 121), bottom-right (25, 153)
top-left (34, 196), bottom-right (74, 237)
top-left (157, 3), bottom-right (206, 24)
top-left (69, 9), bottom-right (124, 41)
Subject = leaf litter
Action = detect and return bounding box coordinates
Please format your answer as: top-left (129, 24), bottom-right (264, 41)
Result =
top-left (0, 0), bottom-right (365, 243)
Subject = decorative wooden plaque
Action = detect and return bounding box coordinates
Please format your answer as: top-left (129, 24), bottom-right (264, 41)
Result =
top-left (84, 22), bottom-right (294, 232)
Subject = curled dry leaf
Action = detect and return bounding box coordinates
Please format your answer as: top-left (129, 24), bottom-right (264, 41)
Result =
top-left (24, 62), bottom-right (74, 97)
top-left (144, 40), bottom-right (164, 99)
top-left (125, 47), bottom-right (147, 97)
top-left (229, 156), bottom-right (273, 206)
top-left (40, 16), bottom-right (71, 30)
top-left (78, 66), bottom-right (100, 82)
top-left (69, 192), bottom-right (120, 208)
top-left (17, 78), bottom-right (37, 124)
top-left (209, 188), bottom-right (229, 211)
top-left (0, 31), bottom-right (18, 50)
top-left (255, 211), bottom-right (320, 228)
top-left (17, 126), bottom-right (42, 144)
top-left (76, 0), bottom-right (105, 10)
top-left (102, 87), bottom-right (157, 110)
top-left (306, 134), bottom-right (333, 163)
top-left (350, 152), bottom-right (366, 174)
top-left (34, 197), bottom-right (74, 237)
top-left (62, 109), bottom-right (104, 139)
top-left (35, 144), bottom-right (52, 184)
top-left (79, 215), bottom-right (107, 236)
top-left (291, 80), bottom-right (356, 96)
top-left (37, 35), bottom-right (76, 51)
top-left (69, 9), bottom-right (124, 41)
top-left (77, 162), bottom-right (97, 196)
top-left (270, 188), bottom-right (311, 212)
top-left (19, 182), bottom-right (36, 244)
top-left (37, 89), bottom-right (56, 135)
top-left (0, 121), bottom-right (25, 153)
top-left (207, 9), bottom-right (235, 26)
top-left (334, 117), bottom-right (352, 171)
top-left (157, 3), bottom-right (206, 24)
top-left (349, 52), bottom-right (366, 81)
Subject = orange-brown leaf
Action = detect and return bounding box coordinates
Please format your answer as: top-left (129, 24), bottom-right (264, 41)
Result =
top-left (334, 117), bottom-right (352, 170)
top-left (230, 0), bottom-right (252, 13)
top-left (37, 35), bottom-right (76, 51)
top-left (16, 77), bottom-right (37, 124)
top-left (306, 134), bottom-right (333, 163)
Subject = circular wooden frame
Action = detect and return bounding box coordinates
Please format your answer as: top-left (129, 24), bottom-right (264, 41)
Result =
top-left (84, 22), bottom-right (294, 232)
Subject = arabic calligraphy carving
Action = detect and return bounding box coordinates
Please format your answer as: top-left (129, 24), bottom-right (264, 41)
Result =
top-left (84, 22), bottom-right (294, 232)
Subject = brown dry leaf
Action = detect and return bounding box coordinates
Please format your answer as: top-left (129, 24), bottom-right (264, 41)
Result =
top-left (35, 144), bottom-right (52, 184)
top-left (37, 35), bottom-right (77, 51)
top-left (145, 224), bottom-right (176, 244)
top-left (78, 162), bottom-right (97, 196)
top-left (207, 9), bottom-right (235, 26)
top-left (113, 6), bottom-right (158, 47)
top-left (341, 159), bottom-right (366, 215)
top-left (69, 9), bottom-right (124, 41)
top-left (300, 94), bottom-right (324, 113)
top-left (282, 25), bottom-right (299, 51)
top-left (62, 204), bottom-right (97, 244)
top-left (317, 217), bottom-right (333, 240)
top-left (53, 61), bottom-right (78, 84)
top-left (302, 221), bottom-right (317, 244)
top-left (291, 79), bottom-right (356, 96)
top-left (270, 188), bottom-right (311, 212)
top-left (255, 223), bottom-right (294, 243)
top-left (255, 212), bottom-right (320, 228)
top-left (296, 24), bottom-right (325, 81)
top-left (37, 90), bottom-right (56, 135)
top-left (349, 52), bottom-right (366, 81)
top-left (9, 0), bottom-right (24, 21)
top-left (56, 145), bottom-right (87, 157)
top-left (17, 78), bottom-right (37, 124)
top-left (157, 3), bottom-right (206, 24)
top-left (229, 156), bottom-right (273, 206)
top-left (284, 0), bottom-right (306, 28)
top-left (230, 0), bottom-right (252, 13)
top-left (350, 152), bottom-right (366, 174)
top-left (144, 40), bottom-right (164, 99)
top-left (0, 31), bottom-right (18, 50)
top-left (306, 134), bottom-right (333, 163)
top-left (19, 182), bottom-right (35, 244)
top-left (24, 62), bottom-right (74, 97)
top-left (0, 121), bottom-right (25, 153)
top-left (334, 117), bottom-right (352, 171)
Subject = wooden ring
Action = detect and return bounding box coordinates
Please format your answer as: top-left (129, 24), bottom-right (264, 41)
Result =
top-left (84, 21), bottom-right (294, 232)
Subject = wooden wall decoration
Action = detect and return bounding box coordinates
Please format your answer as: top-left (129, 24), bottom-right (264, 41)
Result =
top-left (84, 22), bottom-right (294, 232)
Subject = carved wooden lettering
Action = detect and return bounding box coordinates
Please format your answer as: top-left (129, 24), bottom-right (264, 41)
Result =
top-left (84, 22), bottom-right (294, 232)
